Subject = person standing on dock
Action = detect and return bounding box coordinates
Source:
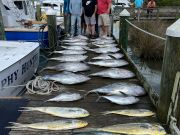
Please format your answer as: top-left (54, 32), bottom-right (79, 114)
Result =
top-left (64, 0), bottom-right (71, 36)
top-left (83, 0), bottom-right (97, 38)
top-left (134, 0), bottom-right (144, 21)
top-left (97, 0), bottom-right (112, 37)
top-left (69, 0), bottom-right (82, 37)
top-left (147, 0), bottom-right (156, 18)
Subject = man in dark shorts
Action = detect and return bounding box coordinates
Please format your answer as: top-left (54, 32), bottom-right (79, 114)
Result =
top-left (81, 11), bottom-right (87, 35)
top-left (83, 0), bottom-right (97, 38)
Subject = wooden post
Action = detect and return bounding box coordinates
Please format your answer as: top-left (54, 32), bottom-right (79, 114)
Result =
top-left (157, 19), bottom-right (180, 123)
top-left (156, 8), bottom-right (159, 20)
top-left (0, 5), bottom-right (5, 40)
top-left (119, 9), bottom-right (130, 51)
top-left (36, 3), bottom-right (41, 21)
top-left (47, 8), bottom-right (57, 50)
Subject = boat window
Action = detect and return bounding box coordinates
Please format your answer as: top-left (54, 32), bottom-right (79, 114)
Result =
top-left (14, 1), bottom-right (23, 10)
top-left (4, 5), bottom-right (10, 10)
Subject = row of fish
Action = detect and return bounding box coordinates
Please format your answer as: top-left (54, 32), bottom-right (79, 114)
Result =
top-left (8, 121), bottom-right (166, 135)
top-left (11, 36), bottom-right (167, 134)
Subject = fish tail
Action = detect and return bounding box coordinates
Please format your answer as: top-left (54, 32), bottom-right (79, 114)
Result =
top-left (100, 111), bottom-right (111, 115)
top-left (19, 107), bottom-right (34, 111)
top-left (6, 122), bottom-right (25, 129)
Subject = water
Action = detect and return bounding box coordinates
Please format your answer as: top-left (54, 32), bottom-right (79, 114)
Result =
top-left (113, 21), bottom-right (162, 94)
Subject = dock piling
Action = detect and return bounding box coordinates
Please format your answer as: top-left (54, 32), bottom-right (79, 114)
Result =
top-left (157, 19), bottom-right (180, 123)
top-left (0, 5), bottom-right (5, 40)
top-left (47, 8), bottom-right (57, 51)
top-left (36, 2), bottom-right (41, 21)
top-left (119, 9), bottom-right (130, 51)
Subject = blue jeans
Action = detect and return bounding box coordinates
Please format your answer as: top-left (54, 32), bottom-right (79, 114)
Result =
top-left (71, 15), bottom-right (81, 36)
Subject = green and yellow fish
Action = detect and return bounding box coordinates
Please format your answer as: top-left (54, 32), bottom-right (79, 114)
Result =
top-left (102, 109), bottom-right (155, 117)
top-left (20, 107), bottom-right (89, 118)
top-left (97, 123), bottom-right (166, 135)
top-left (7, 119), bottom-right (88, 130)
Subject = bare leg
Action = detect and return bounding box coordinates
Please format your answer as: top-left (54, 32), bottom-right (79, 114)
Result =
top-left (91, 25), bottom-right (95, 36)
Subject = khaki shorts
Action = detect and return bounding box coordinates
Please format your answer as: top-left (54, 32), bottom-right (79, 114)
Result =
top-left (98, 14), bottom-right (110, 26)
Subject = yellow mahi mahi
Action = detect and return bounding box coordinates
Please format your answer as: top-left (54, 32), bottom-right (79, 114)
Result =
top-left (8, 119), bottom-right (88, 130)
top-left (20, 107), bottom-right (89, 118)
top-left (102, 109), bottom-right (155, 117)
top-left (98, 123), bottom-right (166, 135)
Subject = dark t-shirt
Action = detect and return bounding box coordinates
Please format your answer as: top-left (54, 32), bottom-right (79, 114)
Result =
top-left (83, 0), bottom-right (97, 17)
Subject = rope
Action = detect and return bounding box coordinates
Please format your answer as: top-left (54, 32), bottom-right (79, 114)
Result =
top-left (125, 19), bottom-right (166, 41)
top-left (26, 76), bottom-right (61, 95)
top-left (0, 76), bottom-right (62, 95)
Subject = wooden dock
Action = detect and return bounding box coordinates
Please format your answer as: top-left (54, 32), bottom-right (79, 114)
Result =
top-left (9, 39), bottom-right (166, 135)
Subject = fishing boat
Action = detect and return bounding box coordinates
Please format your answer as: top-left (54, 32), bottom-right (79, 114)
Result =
top-left (0, 41), bottom-right (39, 96)
top-left (0, 0), bottom-right (49, 47)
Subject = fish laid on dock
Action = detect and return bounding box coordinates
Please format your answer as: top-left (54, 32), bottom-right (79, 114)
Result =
top-left (73, 131), bottom-right (119, 135)
top-left (42, 71), bottom-right (90, 85)
top-left (97, 95), bottom-right (139, 105)
top-left (65, 42), bottom-right (88, 46)
top-left (49, 54), bottom-right (88, 62)
top-left (92, 40), bottom-right (115, 45)
top-left (92, 53), bottom-right (124, 60)
top-left (20, 107), bottom-right (89, 118)
top-left (90, 68), bottom-right (135, 79)
top-left (61, 45), bottom-right (90, 51)
top-left (96, 123), bottom-right (166, 135)
top-left (7, 119), bottom-right (88, 130)
top-left (46, 92), bottom-right (82, 102)
top-left (52, 50), bottom-right (87, 55)
top-left (88, 60), bottom-right (128, 68)
top-left (101, 109), bottom-right (155, 117)
top-left (42, 62), bottom-right (90, 72)
top-left (87, 82), bottom-right (145, 96)
top-left (93, 43), bottom-right (117, 48)
top-left (89, 47), bottom-right (120, 54)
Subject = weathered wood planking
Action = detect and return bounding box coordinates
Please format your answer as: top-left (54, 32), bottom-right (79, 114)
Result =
top-left (9, 39), bottom-right (161, 135)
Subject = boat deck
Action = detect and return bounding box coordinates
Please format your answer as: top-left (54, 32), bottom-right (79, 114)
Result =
top-left (9, 38), bottom-right (166, 135)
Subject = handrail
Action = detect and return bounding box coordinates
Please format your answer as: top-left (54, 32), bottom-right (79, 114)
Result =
top-left (125, 19), bottom-right (166, 41)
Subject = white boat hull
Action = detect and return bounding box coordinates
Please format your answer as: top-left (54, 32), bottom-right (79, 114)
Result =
top-left (0, 41), bottom-right (39, 96)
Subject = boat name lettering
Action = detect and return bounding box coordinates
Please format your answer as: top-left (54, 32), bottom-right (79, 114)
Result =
top-left (1, 70), bottom-right (19, 88)
top-left (22, 53), bottom-right (38, 75)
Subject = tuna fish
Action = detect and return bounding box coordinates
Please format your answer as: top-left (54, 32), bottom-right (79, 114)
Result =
top-left (7, 119), bottom-right (88, 130)
top-left (52, 50), bottom-right (87, 55)
top-left (42, 62), bottom-right (90, 72)
top-left (73, 132), bottom-right (119, 135)
top-left (102, 109), bottom-right (155, 117)
top-left (20, 107), bottom-right (89, 118)
top-left (89, 47), bottom-right (120, 54)
top-left (65, 42), bottom-right (88, 46)
top-left (49, 54), bottom-right (88, 62)
top-left (92, 53), bottom-right (124, 60)
top-left (90, 68), bottom-right (135, 79)
top-left (96, 123), bottom-right (166, 135)
top-left (46, 92), bottom-right (82, 102)
top-left (88, 60), bottom-right (128, 68)
top-left (42, 71), bottom-right (90, 85)
top-left (97, 95), bottom-right (139, 105)
top-left (61, 46), bottom-right (90, 51)
top-left (93, 43), bottom-right (117, 48)
top-left (87, 82), bottom-right (145, 96)
top-left (92, 40), bottom-right (115, 45)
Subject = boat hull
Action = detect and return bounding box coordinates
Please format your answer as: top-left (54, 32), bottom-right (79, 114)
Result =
top-left (0, 41), bottom-right (39, 96)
